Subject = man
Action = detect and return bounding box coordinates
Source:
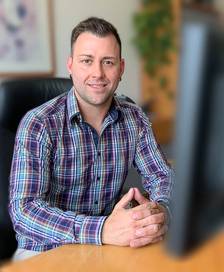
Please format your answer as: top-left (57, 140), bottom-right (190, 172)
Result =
top-left (9, 17), bottom-right (173, 261)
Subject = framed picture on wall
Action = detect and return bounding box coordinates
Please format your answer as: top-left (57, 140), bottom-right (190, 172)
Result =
top-left (0, 0), bottom-right (54, 77)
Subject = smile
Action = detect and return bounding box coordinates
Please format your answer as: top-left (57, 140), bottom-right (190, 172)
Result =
top-left (87, 83), bottom-right (107, 88)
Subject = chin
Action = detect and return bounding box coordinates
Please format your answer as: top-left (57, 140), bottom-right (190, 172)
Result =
top-left (89, 98), bottom-right (111, 107)
top-left (89, 94), bottom-right (113, 105)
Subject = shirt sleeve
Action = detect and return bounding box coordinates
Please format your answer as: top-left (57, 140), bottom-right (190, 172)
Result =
top-left (133, 112), bottom-right (174, 206)
top-left (9, 112), bottom-right (107, 247)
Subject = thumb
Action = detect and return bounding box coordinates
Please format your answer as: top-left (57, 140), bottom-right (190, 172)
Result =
top-left (133, 187), bottom-right (150, 205)
top-left (115, 188), bottom-right (134, 209)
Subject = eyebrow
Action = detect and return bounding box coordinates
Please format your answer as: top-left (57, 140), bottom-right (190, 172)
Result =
top-left (78, 54), bottom-right (93, 58)
top-left (103, 56), bottom-right (117, 60)
top-left (78, 54), bottom-right (117, 60)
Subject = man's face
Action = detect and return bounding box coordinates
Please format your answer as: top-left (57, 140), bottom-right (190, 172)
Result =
top-left (67, 32), bottom-right (125, 108)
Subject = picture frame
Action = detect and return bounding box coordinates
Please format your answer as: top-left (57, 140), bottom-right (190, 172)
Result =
top-left (0, 0), bottom-right (54, 77)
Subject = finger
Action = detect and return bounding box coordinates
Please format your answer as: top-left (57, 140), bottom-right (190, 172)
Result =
top-left (130, 235), bottom-right (163, 248)
top-left (115, 188), bottom-right (134, 209)
top-left (133, 188), bottom-right (149, 205)
top-left (151, 235), bottom-right (164, 244)
top-left (135, 224), bottom-right (168, 238)
top-left (131, 201), bottom-right (158, 214)
top-left (134, 212), bottom-right (165, 228)
top-left (131, 206), bottom-right (160, 220)
top-left (135, 224), bottom-right (160, 237)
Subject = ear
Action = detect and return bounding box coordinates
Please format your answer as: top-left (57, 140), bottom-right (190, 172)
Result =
top-left (66, 56), bottom-right (73, 75)
top-left (120, 58), bottom-right (125, 78)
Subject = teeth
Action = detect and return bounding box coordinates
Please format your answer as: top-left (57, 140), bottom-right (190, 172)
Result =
top-left (89, 84), bottom-right (106, 87)
top-left (88, 82), bottom-right (107, 84)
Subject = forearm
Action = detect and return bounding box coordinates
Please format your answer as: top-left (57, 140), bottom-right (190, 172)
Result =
top-left (145, 168), bottom-right (174, 204)
top-left (9, 198), bottom-right (107, 245)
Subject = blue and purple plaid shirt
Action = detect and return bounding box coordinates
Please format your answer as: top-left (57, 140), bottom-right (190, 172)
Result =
top-left (9, 88), bottom-right (173, 251)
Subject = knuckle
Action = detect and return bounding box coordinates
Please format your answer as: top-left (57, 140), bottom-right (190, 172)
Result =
top-left (131, 232), bottom-right (137, 240)
top-left (152, 213), bottom-right (164, 224)
top-left (152, 208), bottom-right (160, 215)
top-left (130, 210), bottom-right (140, 220)
top-left (130, 210), bottom-right (135, 218)
top-left (161, 213), bottom-right (165, 221)
top-left (150, 217), bottom-right (157, 224)
top-left (138, 210), bottom-right (144, 219)
top-left (152, 224), bottom-right (159, 233)
top-left (145, 225), bottom-right (156, 235)
top-left (130, 220), bottom-right (138, 229)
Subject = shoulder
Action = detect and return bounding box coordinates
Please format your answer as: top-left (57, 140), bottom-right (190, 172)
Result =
top-left (28, 92), bottom-right (67, 120)
top-left (18, 92), bottom-right (68, 134)
top-left (115, 95), bottom-right (151, 127)
top-left (22, 92), bottom-right (67, 122)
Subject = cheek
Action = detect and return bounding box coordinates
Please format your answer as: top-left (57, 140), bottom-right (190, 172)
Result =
top-left (72, 73), bottom-right (84, 89)
top-left (110, 73), bottom-right (121, 86)
top-left (108, 69), bottom-right (121, 80)
top-left (72, 68), bottom-right (86, 82)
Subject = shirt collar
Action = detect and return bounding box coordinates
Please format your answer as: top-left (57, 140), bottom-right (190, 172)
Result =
top-left (108, 96), bottom-right (123, 122)
top-left (112, 94), bottom-right (123, 119)
top-left (67, 88), bottom-right (123, 124)
top-left (67, 87), bottom-right (82, 123)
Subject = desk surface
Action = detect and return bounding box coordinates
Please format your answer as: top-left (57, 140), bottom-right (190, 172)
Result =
top-left (1, 232), bottom-right (223, 272)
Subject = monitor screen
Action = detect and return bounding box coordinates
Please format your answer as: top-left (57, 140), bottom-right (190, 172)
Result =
top-left (166, 9), bottom-right (224, 256)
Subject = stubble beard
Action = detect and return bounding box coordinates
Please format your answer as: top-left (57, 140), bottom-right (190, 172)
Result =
top-left (74, 87), bottom-right (115, 108)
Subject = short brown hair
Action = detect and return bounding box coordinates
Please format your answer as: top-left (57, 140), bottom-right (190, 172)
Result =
top-left (70, 17), bottom-right (122, 58)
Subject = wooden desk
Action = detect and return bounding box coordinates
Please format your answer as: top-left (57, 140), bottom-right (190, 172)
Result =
top-left (1, 232), bottom-right (223, 272)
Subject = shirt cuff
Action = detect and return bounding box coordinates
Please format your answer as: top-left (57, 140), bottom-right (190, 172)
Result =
top-left (78, 215), bottom-right (108, 245)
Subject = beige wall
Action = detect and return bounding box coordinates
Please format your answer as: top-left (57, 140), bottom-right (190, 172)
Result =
top-left (0, 0), bottom-right (141, 102)
top-left (53, 0), bottom-right (140, 102)
top-left (215, 0), bottom-right (224, 13)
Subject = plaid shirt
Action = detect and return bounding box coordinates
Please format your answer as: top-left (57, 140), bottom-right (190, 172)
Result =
top-left (9, 88), bottom-right (173, 251)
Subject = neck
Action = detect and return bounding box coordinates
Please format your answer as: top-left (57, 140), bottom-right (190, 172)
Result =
top-left (82, 105), bottom-right (110, 134)
top-left (76, 97), bottom-right (112, 135)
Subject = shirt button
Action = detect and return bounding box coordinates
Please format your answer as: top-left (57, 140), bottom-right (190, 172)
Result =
top-left (97, 176), bottom-right (100, 181)
top-left (97, 152), bottom-right (101, 156)
top-left (94, 201), bottom-right (98, 205)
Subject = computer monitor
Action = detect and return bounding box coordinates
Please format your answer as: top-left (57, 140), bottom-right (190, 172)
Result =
top-left (166, 9), bottom-right (224, 256)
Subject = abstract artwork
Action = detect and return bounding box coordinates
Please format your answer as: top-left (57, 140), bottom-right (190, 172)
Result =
top-left (0, 0), bottom-right (53, 76)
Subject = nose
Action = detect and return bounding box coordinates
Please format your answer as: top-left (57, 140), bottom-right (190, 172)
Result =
top-left (91, 62), bottom-right (104, 78)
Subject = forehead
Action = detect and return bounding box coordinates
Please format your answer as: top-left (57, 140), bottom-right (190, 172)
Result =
top-left (72, 32), bottom-right (120, 57)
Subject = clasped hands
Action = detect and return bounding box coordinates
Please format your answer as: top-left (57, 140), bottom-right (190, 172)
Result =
top-left (102, 187), bottom-right (168, 248)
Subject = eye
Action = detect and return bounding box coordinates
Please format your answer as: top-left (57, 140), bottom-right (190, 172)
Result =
top-left (80, 59), bottom-right (92, 65)
top-left (103, 60), bottom-right (114, 66)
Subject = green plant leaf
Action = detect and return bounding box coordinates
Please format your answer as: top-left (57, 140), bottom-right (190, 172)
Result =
top-left (133, 0), bottom-right (176, 99)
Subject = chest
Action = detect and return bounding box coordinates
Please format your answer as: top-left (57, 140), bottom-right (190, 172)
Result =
top-left (52, 122), bottom-right (138, 180)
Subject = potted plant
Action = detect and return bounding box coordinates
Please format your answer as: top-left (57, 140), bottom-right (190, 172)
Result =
top-left (133, 0), bottom-right (176, 101)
